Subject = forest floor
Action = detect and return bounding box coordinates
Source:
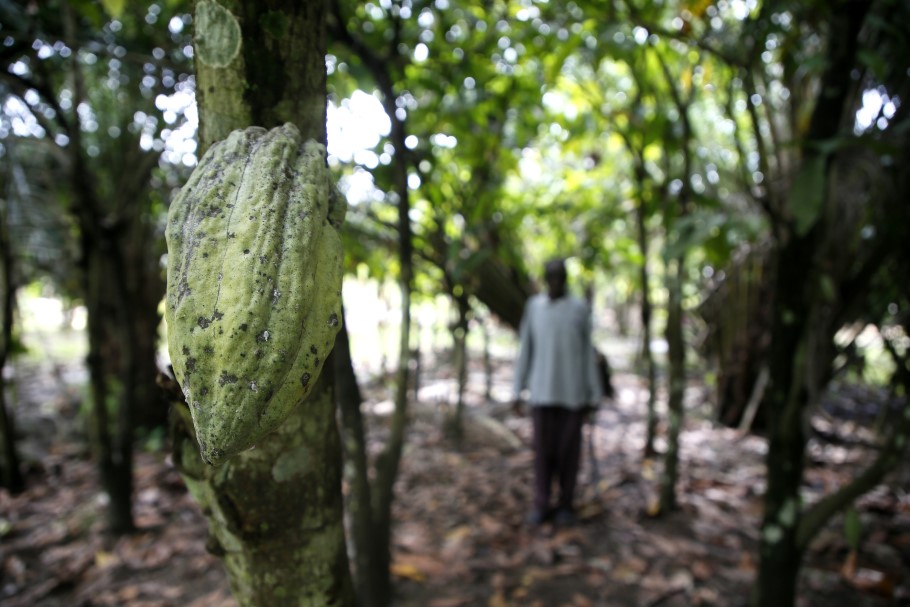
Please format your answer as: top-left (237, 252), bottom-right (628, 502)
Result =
top-left (2, 340), bottom-right (910, 607)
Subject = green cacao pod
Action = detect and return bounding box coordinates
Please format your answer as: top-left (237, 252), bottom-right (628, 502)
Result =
top-left (165, 124), bottom-right (344, 466)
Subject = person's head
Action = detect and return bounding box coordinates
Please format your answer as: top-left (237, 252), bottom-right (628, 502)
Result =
top-left (543, 259), bottom-right (568, 300)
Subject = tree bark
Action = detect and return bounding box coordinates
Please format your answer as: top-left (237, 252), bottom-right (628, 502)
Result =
top-left (0, 203), bottom-right (24, 493)
top-left (753, 3), bottom-right (871, 605)
top-left (659, 256), bottom-right (685, 512)
top-left (636, 194), bottom-right (658, 457)
top-left (63, 0), bottom-right (134, 534)
top-left (450, 294), bottom-right (471, 443)
top-left (175, 370), bottom-right (351, 606)
top-left (334, 312), bottom-right (383, 607)
top-left (173, 1), bottom-right (354, 604)
top-left (370, 62), bottom-right (415, 606)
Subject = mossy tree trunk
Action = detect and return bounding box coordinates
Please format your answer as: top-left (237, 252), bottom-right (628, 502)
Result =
top-left (752, 4), bottom-right (882, 605)
top-left (170, 1), bottom-right (354, 605)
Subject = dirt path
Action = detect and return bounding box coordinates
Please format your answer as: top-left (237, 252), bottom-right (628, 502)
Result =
top-left (1, 354), bottom-right (908, 606)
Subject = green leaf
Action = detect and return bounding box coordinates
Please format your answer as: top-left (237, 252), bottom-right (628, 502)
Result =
top-left (844, 507), bottom-right (861, 551)
top-left (790, 154), bottom-right (826, 237)
top-left (70, 0), bottom-right (105, 27)
top-left (100, 0), bottom-right (126, 18)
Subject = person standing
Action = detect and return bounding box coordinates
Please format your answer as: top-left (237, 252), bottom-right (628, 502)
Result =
top-left (513, 259), bottom-right (603, 526)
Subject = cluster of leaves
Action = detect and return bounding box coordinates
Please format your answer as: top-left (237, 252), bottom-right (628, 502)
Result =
top-left (0, 0), bottom-right (195, 298)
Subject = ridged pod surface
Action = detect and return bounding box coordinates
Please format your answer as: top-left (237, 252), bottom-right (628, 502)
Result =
top-left (165, 124), bottom-right (344, 466)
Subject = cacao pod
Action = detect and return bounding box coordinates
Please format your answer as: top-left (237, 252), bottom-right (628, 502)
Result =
top-left (165, 123), bottom-right (344, 465)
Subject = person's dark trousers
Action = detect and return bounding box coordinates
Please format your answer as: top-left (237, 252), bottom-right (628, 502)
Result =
top-left (531, 405), bottom-right (586, 514)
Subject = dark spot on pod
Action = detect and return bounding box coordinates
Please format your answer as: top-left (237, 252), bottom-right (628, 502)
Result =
top-left (228, 232), bottom-right (236, 238)
top-left (328, 313), bottom-right (339, 327)
top-left (182, 346), bottom-right (190, 355)
top-left (240, 323), bottom-right (248, 331)
top-left (204, 447), bottom-right (223, 465)
top-left (314, 357), bottom-right (320, 367)
top-left (254, 349), bottom-right (264, 359)
top-left (202, 252), bottom-right (209, 258)
top-left (198, 317), bottom-right (211, 329)
top-left (310, 345), bottom-right (318, 355)
top-left (203, 346), bottom-right (214, 355)
top-left (186, 357), bottom-right (197, 372)
top-left (212, 309), bottom-right (224, 321)
top-left (200, 387), bottom-right (209, 396)
top-left (300, 373), bottom-right (311, 387)
top-left (219, 371), bottom-right (238, 386)
top-left (243, 249), bottom-right (250, 254)
top-left (256, 330), bottom-right (271, 343)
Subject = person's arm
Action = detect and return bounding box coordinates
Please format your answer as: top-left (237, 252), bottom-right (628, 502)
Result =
top-left (582, 305), bottom-right (603, 407)
top-left (512, 300), bottom-right (533, 409)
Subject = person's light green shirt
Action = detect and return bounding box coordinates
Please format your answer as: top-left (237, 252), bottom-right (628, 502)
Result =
top-left (512, 293), bottom-right (603, 409)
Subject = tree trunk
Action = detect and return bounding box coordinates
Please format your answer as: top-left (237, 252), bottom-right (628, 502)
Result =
top-left (84, 245), bottom-right (134, 534)
top-left (369, 70), bottom-right (415, 606)
top-left (334, 312), bottom-right (383, 607)
top-left (753, 4), bottom-right (870, 605)
top-left (449, 294), bottom-right (470, 443)
top-left (62, 0), bottom-right (136, 535)
top-left (636, 196), bottom-right (658, 457)
top-left (482, 314), bottom-right (493, 402)
top-left (752, 237), bottom-right (813, 607)
top-left (659, 256), bottom-right (685, 512)
top-left (173, 1), bottom-right (354, 604)
top-left (0, 205), bottom-right (23, 493)
top-left (124, 229), bottom-right (168, 431)
top-left (175, 369), bottom-right (351, 606)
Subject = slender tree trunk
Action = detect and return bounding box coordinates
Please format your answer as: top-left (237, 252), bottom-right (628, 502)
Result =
top-left (659, 256), bottom-right (685, 512)
top-left (334, 312), bottom-right (383, 607)
top-left (636, 197), bottom-right (658, 457)
top-left (369, 82), bottom-right (415, 606)
top-left (63, 0), bottom-right (135, 534)
top-left (127, 235), bottom-right (168, 431)
top-left (482, 314), bottom-right (493, 402)
top-left (84, 247), bottom-right (134, 533)
top-left (0, 205), bottom-right (23, 493)
top-left (450, 294), bottom-right (470, 443)
top-left (655, 55), bottom-right (694, 514)
top-left (171, 1), bottom-right (354, 604)
top-left (753, 4), bottom-right (869, 605)
top-left (752, 238), bottom-right (813, 607)
top-left (109, 238), bottom-right (137, 529)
